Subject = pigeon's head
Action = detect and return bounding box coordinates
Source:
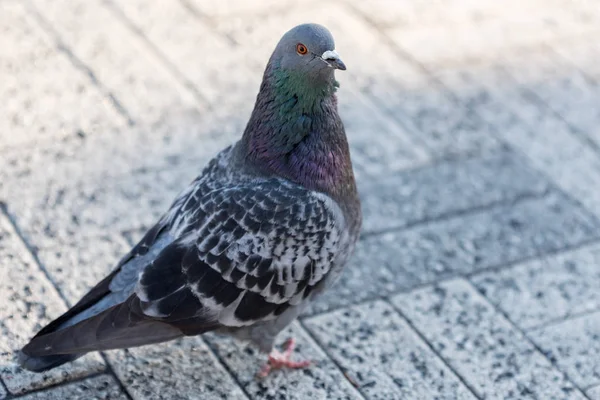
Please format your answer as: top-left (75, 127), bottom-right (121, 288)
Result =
top-left (270, 23), bottom-right (346, 82)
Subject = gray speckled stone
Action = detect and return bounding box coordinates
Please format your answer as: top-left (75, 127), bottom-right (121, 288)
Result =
top-left (437, 58), bottom-right (600, 219)
top-left (0, 107), bottom-right (235, 192)
top-left (392, 279), bottom-right (586, 400)
top-left (305, 192), bottom-right (598, 316)
top-left (350, 0), bottom-right (493, 29)
top-left (433, 61), bottom-right (521, 129)
top-left (0, 216), bottom-right (105, 395)
top-left (341, 88), bottom-right (430, 179)
top-left (304, 231), bottom-right (411, 316)
top-left (529, 311), bottom-right (600, 388)
top-left (28, 0), bottom-right (202, 124)
top-left (359, 151), bottom-right (548, 233)
top-left (0, 2), bottom-right (124, 151)
top-left (187, 0), bottom-right (314, 17)
top-left (205, 322), bottom-right (362, 400)
top-left (17, 374), bottom-right (126, 400)
top-left (502, 49), bottom-right (600, 149)
top-left (473, 243), bottom-right (600, 330)
top-left (385, 3), bottom-right (598, 67)
top-left (554, 39), bottom-right (600, 81)
top-left (0, 114), bottom-right (237, 248)
top-left (1, 166), bottom-right (183, 249)
top-left (36, 234), bottom-right (130, 304)
top-left (111, 0), bottom-right (259, 116)
top-left (535, 67), bottom-right (600, 143)
top-left (304, 300), bottom-right (476, 400)
top-left (587, 384), bottom-right (600, 400)
top-left (106, 337), bottom-right (247, 400)
top-left (0, 382), bottom-right (6, 399)
top-left (393, 92), bottom-right (502, 160)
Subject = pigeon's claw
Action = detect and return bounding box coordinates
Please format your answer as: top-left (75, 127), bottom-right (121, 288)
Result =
top-left (257, 338), bottom-right (311, 378)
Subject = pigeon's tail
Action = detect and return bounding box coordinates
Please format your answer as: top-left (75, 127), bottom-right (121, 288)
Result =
top-left (17, 293), bottom-right (118, 372)
top-left (18, 295), bottom-right (185, 373)
top-left (17, 351), bottom-right (82, 373)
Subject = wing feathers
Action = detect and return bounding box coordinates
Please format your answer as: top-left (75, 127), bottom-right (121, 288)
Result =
top-left (135, 181), bottom-right (342, 327)
top-left (22, 296), bottom-right (183, 356)
top-left (21, 176), bottom-right (345, 368)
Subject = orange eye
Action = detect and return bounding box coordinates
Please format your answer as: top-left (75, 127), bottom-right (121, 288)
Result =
top-left (296, 43), bottom-right (308, 55)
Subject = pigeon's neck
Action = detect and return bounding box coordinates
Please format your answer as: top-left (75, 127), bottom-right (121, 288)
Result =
top-left (239, 62), bottom-right (357, 205)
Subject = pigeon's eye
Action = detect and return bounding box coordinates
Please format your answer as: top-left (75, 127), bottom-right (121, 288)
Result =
top-left (296, 43), bottom-right (308, 55)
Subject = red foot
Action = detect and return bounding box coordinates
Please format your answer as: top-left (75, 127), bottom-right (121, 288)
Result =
top-left (257, 338), bottom-right (311, 378)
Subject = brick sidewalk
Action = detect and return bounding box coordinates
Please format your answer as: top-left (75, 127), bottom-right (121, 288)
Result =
top-left (2, 0), bottom-right (600, 399)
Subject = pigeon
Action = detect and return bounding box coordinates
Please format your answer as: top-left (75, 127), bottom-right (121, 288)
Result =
top-left (18, 23), bottom-right (362, 377)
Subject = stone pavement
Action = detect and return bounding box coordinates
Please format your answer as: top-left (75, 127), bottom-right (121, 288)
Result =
top-left (2, 0), bottom-right (600, 398)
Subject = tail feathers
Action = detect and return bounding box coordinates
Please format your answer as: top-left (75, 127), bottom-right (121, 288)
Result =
top-left (19, 295), bottom-right (183, 372)
top-left (17, 352), bottom-right (82, 373)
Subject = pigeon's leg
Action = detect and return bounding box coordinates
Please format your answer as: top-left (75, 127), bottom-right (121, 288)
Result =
top-left (257, 338), bottom-right (311, 378)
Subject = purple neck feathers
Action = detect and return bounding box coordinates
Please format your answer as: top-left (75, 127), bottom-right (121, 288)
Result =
top-left (239, 62), bottom-right (357, 202)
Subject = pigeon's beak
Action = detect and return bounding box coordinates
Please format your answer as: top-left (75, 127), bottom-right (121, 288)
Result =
top-left (321, 50), bottom-right (346, 71)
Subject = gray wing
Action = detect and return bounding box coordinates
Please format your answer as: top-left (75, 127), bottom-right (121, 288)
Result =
top-left (136, 179), bottom-right (347, 332)
top-left (21, 177), bottom-right (346, 359)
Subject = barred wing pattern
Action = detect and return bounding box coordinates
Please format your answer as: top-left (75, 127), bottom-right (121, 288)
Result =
top-left (135, 178), bottom-right (346, 333)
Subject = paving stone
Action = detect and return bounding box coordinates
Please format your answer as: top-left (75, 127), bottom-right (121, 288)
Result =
top-left (187, 0), bottom-right (317, 17)
top-left (359, 151), bottom-right (548, 233)
top-left (434, 58), bottom-right (533, 130)
top-left (437, 58), bottom-right (600, 219)
top-left (385, 0), bottom-right (599, 68)
top-left (529, 312), bottom-right (600, 389)
top-left (554, 38), bottom-right (600, 81)
top-left (106, 337), bottom-right (247, 400)
top-left (352, 0), bottom-right (600, 33)
top-left (396, 91), bottom-right (503, 160)
top-left (392, 279), bottom-right (586, 400)
top-left (304, 232), bottom-right (411, 316)
top-left (349, 0), bottom-right (503, 29)
top-left (205, 322), bottom-right (362, 400)
top-left (587, 385), bottom-right (600, 400)
top-left (473, 243), bottom-right (600, 330)
top-left (304, 300), bottom-right (476, 400)
top-left (0, 115), bottom-right (192, 196)
top-left (0, 104), bottom-right (239, 200)
top-left (36, 234), bottom-right (131, 305)
top-left (533, 65), bottom-right (600, 134)
top-left (340, 88), bottom-right (430, 178)
top-left (503, 49), bottom-right (600, 149)
top-left (0, 122), bottom-right (234, 249)
top-left (0, 2), bottom-right (124, 151)
top-left (111, 0), bottom-right (259, 116)
top-left (17, 374), bottom-right (127, 400)
top-left (0, 215), bottom-right (105, 395)
top-left (2, 165), bottom-right (188, 249)
top-left (305, 192), bottom-right (598, 316)
top-left (28, 0), bottom-right (202, 125)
